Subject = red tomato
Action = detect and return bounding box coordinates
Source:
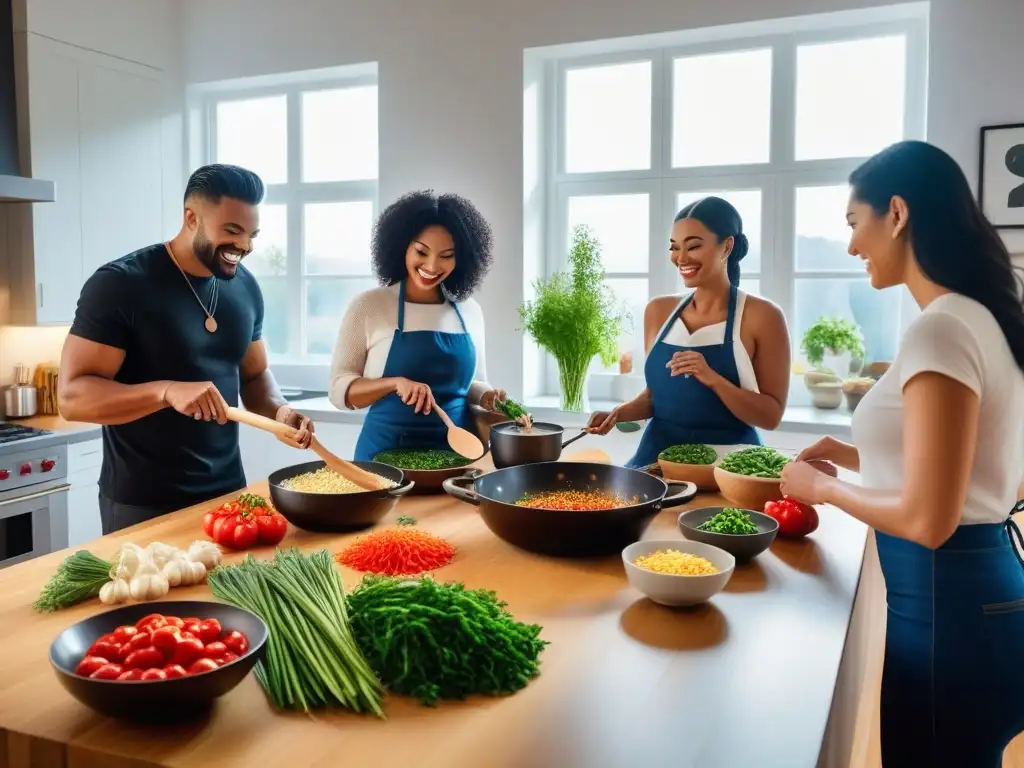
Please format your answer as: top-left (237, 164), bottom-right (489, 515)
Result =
top-left (140, 668), bottom-right (168, 681)
top-left (112, 625), bottom-right (138, 644)
top-left (75, 656), bottom-right (109, 677)
top-left (183, 622), bottom-right (201, 637)
top-left (163, 664), bottom-right (188, 679)
top-left (202, 641), bottom-right (228, 660)
top-left (170, 636), bottom-right (205, 667)
top-left (764, 498), bottom-right (821, 539)
top-left (196, 618), bottom-right (222, 645)
top-left (126, 632), bottom-right (153, 652)
top-left (212, 512), bottom-right (260, 550)
top-left (135, 613), bottom-right (165, 630)
top-left (163, 616), bottom-right (184, 629)
top-left (124, 648), bottom-right (165, 670)
top-left (216, 652), bottom-right (239, 667)
top-left (116, 668), bottom-right (145, 681)
top-left (150, 625), bottom-right (182, 654)
top-left (188, 658), bottom-right (219, 676)
top-left (255, 509), bottom-right (287, 545)
top-left (89, 640), bottom-right (120, 661)
top-left (221, 630), bottom-right (249, 656)
top-left (89, 663), bottom-right (123, 680)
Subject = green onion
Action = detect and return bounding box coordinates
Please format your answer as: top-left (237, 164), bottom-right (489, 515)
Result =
top-left (659, 443), bottom-right (717, 465)
top-left (34, 550), bottom-right (114, 612)
top-left (396, 515), bottom-right (417, 526)
top-left (494, 396), bottom-right (531, 422)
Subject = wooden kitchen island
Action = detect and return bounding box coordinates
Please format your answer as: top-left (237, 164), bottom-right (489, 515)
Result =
top-left (0, 473), bottom-right (878, 768)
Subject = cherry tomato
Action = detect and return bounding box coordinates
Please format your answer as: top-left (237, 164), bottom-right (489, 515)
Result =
top-left (117, 644), bottom-right (135, 664)
top-left (124, 648), bottom-right (165, 670)
top-left (163, 616), bottom-right (184, 629)
top-left (135, 613), bottom-right (164, 630)
top-left (117, 668), bottom-right (145, 681)
top-left (202, 641), bottom-right (228, 660)
top-left (112, 625), bottom-right (138, 644)
top-left (75, 656), bottom-right (109, 677)
top-left (150, 625), bottom-right (182, 654)
top-left (127, 632), bottom-right (153, 652)
top-left (255, 510), bottom-right (288, 546)
top-left (89, 663), bottom-right (123, 680)
top-left (183, 623), bottom-right (201, 638)
top-left (221, 631), bottom-right (249, 656)
top-left (188, 658), bottom-right (219, 676)
top-left (212, 512), bottom-right (260, 550)
top-left (196, 619), bottom-right (222, 645)
top-left (89, 640), bottom-right (120, 661)
top-left (140, 668), bottom-right (168, 681)
top-left (170, 636), bottom-right (205, 667)
top-left (216, 652), bottom-right (239, 667)
top-left (163, 664), bottom-right (188, 679)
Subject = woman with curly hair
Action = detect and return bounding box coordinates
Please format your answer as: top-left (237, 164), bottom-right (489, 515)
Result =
top-left (329, 190), bottom-right (507, 461)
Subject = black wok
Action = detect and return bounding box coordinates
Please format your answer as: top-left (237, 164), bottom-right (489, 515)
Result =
top-left (443, 461), bottom-right (697, 557)
top-left (374, 448), bottom-right (491, 495)
top-left (489, 421), bottom-right (588, 469)
top-left (268, 460), bottom-right (414, 533)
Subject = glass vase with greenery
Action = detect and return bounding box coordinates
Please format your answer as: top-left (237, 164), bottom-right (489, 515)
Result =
top-left (518, 225), bottom-right (628, 413)
top-left (801, 317), bottom-right (866, 376)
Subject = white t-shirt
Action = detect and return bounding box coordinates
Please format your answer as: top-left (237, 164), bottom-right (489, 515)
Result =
top-left (658, 291), bottom-right (759, 392)
top-left (328, 283), bottom-right (491, 411)
top-left (852, 293), bottom-right (1024, 525)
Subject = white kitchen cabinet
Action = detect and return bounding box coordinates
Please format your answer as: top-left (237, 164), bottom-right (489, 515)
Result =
top-left (66, 438), bottom-right (102, 546)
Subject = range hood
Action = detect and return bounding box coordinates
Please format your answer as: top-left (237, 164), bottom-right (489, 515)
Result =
top-left (0, 0), bottom-right (53, 203)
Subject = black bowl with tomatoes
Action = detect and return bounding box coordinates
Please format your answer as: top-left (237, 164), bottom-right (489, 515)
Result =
top-left (49, 601), bottom-right (268, 721)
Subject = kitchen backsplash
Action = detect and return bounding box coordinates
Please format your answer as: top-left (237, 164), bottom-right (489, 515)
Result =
top-left (0, 325), bottom-right (68, 386)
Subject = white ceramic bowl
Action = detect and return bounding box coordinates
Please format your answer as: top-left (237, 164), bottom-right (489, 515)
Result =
top-left (621, 539), bottom-right (735, 607)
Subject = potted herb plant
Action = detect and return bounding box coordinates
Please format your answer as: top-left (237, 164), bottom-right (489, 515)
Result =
top-left (518, 225), bottom-right (629, 413)
top-left (800, 317), bottom-right (865, 408)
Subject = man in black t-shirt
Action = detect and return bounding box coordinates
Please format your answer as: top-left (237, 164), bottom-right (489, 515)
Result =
top-left (60, 164), bottom-right (313, 534)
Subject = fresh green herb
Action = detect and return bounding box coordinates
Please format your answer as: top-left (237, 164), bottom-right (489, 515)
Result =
top-left (718, 446), bottom-right (790, 479)
top-left (495, 396), bottom-right (530, 422)
top-left (801, 317), bottom-right (865, 370)
top-left (346, 575), bottom-right (548, 706)
top-left (34, 550), bottom-right (114, 612)
top-left (659, 443), bottom-right (717, 465)
top-left (396, 515), bottom-right (417, 527)
top-left (518, 225), bottom-right (630, 412)
top-left (697, 507), bottom-right (759, 535)
top-left (208, 549), bottom-right (385, 715)
top-left (373, 448), bottom-right (472, 471)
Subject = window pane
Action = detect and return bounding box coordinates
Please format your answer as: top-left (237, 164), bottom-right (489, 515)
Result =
top-left (216, 96), bottom-right (287, 184)
top-left (244, 204), bottom-right (287, 277)
top-left (302, 86), bottom-right (378, 182)
top-left (304, 201), bottom-right (374, 276)
top-left (566, 194), bottom-right (649, 273)
top-left (795, 36), bottom-right (906, 161)
top-left (740, 278), bottom-right (760, 296)
top-left (794, 278), bottom-right (901, 366)
top-left (565, 61), bottom-right (651, 173)
top-left (795, 185), bottom-right (860, 272)
top-left (257, 277), bottom-right (289, 355)
top-left (306, 277), bottom-right (377, 356)
top-left (602, 277), bottom-right (648, 372)
top-left (675, 190), bottom-right (762, 273)
top-left (672, 49), bottom-right (772, 167)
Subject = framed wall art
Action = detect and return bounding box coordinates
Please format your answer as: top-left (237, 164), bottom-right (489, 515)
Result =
top-left (979, 122), bottom-right (1024, 230)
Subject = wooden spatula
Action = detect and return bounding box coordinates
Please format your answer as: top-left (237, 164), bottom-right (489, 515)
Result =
top-left (431, 403), bottom-right (485, 459)
top-left (225, 407), bottom-right (391, 491)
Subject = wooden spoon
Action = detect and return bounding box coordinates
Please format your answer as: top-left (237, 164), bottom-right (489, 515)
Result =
top-left (431, 403), bottom-right (485, 460)
top-left (225, 407), bottom-right (391, 491)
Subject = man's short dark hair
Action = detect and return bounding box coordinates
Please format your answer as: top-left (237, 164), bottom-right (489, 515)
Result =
top-left (184, 164), bottom-right (265, 206)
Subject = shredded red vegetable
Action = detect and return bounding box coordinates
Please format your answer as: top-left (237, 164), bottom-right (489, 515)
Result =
top-left (336, 528), bottom-right (456, 575)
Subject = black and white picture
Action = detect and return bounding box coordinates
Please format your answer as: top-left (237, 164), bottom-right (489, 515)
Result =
top-left (979, 123), bottom-right (1024, 230)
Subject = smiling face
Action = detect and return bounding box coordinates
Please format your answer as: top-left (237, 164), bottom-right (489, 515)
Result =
top-left (669, 217), bottom-right (732, 289)
top-left (846, 193), bottom-right (910, 290)
top-left (405, 225), bottom-right (456, 297)
top-left (186, 196), bottom-right (260, 279)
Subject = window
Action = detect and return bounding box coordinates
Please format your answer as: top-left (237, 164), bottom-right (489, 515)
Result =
top-left (201, 73), bottom-right (379, 367)
top-left (541, 13), bottom-right (926, 403)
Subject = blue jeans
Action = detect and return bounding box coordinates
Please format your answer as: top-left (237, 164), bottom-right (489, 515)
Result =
top-left (876, 521), bottom-right (1024, 766)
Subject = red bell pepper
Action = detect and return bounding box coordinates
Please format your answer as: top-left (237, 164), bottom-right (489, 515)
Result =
top-left (764, 498), bottom-right (820, 539)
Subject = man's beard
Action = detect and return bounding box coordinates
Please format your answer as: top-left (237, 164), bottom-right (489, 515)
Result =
top-left (193, 230), bottom-right (241, 280)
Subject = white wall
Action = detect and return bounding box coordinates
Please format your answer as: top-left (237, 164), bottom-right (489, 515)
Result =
top-left (183, 0), bottom-right (1023, 398)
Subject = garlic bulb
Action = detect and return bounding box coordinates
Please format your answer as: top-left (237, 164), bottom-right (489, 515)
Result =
top-left (111, 543), bottom-right (146, 579)
top-left (99, 579), bottom-right (130, 605)
top-left (145, 542), bottom-right (181, 569)
top-left (186, 540), bottom-right (222, 571)
top-left (129, 562), bottom-right (170, 601)
top-left (162, 560), bottom-right (184, 588)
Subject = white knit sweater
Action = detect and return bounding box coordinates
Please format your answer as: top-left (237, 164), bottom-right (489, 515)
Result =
top-left (328, 283), bottom-right (491, 410)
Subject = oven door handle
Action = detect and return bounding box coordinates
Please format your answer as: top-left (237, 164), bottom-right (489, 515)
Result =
top-left (0, 483), bottom-right (71, 507)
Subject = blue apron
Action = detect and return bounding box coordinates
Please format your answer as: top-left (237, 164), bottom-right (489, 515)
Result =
top-left (627, 285), bottom-right (760, 468)
top-left (353, 281), bottom-right (478, 462)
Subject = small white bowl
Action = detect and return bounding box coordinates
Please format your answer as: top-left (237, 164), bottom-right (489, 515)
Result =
top-left (622, 539), bottom-right (735, 607)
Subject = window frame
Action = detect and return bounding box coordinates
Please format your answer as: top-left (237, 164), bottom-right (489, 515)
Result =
top-left (197, 72), bottom-right (380, 384)
top-left (541, 14), bottom-right (928, 402)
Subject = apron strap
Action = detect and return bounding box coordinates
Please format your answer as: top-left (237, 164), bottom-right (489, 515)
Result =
top-left (448, 293), bottom-right (470, 334)
top-left (656, 294), bottom-right (693, 346)
top-left (1008, 499), bottom-right (1024, 567)
top-left (397, 281), bottom-right (407, 332)
top-left (723, 283), bottom-right (740, 344)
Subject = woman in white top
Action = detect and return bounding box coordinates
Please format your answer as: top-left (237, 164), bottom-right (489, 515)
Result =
top-left (329, 191), bottom-right (507, 461)
top-left (586, 196), bottom-right (792, 468)
top-left (780, 141), bottom-right (1024, 767)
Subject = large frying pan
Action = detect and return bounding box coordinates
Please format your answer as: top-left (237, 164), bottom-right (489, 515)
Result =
top-left (443, 461), bottom-right (697, 557)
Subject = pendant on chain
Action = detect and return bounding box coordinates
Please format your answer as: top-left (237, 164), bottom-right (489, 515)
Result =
top-left (205, 316), bottom-right (218, 333)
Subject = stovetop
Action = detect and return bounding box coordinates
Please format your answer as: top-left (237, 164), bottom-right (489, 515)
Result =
top-left (0, 422), bottom-right (51, 445)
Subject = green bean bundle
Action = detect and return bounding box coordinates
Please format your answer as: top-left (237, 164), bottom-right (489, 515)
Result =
top-left (718, 446), bottom-right (790, 479)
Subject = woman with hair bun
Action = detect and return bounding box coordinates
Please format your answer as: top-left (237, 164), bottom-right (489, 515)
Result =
top-left (586, 196), bottom-right (792, 467)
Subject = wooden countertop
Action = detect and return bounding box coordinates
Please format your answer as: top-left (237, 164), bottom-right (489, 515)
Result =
top-left (0, 474), bottom-right (868, 768)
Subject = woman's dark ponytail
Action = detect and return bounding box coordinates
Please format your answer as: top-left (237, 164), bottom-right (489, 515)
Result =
top-left (675, 196), bottom-right (747, 287)
top-left (850, 141), bottom-right (1024, 371)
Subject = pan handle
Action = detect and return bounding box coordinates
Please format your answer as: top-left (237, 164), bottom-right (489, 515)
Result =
top-left (388, 480), bottom-right (416, 497)
top-left (560, 430), bottom-right (587, 450)
top-left (442, 473), bottom-right (481, 506)
top-left (660, 481), bottom-right (698, 509)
